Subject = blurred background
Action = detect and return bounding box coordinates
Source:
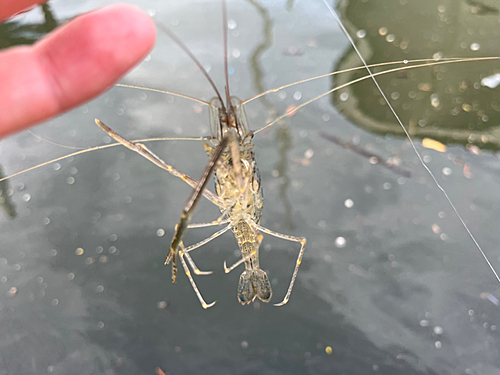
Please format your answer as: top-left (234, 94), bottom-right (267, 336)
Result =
top-left (1, 0), bottom-right (500, 374)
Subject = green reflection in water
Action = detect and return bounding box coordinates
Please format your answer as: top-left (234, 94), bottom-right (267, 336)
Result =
top-left (0, 3), bottom-right (58, 218)
top-left (333, 0), bottom-right (500, 150)
top-left (0, 3), bottom-right (58, 49)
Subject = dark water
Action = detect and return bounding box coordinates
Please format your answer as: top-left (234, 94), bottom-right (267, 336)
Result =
top-left (1, 1), bottom-right (500, 374)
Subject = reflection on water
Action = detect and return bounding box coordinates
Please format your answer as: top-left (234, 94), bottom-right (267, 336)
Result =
top-left (1, 1), bottom-right (500, 374)
top-left (247, 0), bottom-right (296, 230)
top-left (0, 3), bottom-right (58, 49)
top-left (334, 0), bottom-right (500, 150)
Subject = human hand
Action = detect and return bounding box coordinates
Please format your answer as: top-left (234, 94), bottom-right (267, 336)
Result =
top-left (0, 1), bottom-right (156, 138)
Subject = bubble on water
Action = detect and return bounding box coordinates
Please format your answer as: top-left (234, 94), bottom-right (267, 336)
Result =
top-left (423, 155), bottom-right (432, 163)
top-left (99, 256), bottom-right (109, 263)
top-left (43, 217), bottom-right (50, 225)
top-left (108, 246), bottom-right (117, 254)
top-left (435, 341), bottom-right (442, 349)
top-left (97, 321), bottom-right (105, 329)
top-left (109, 234), bottom-right (118, 242)
top-left (51, 299), bottom-right (59, 306)
top-left (13, 264), bottom-right (21, 271)
top-left (8, 287), bottom-right (17, 297)
top-left (75, 248), bottom-right (84, 256)
top-left (50, 249), bottom-right (58, 256)
top-left (383, 182), bottom-right (392, 190)
top-left (378, 27), bottom-right (388, 35)
top-left (335, 237), bottom-right (346, 248)
top-left (356, 29), bottom-right (366, 38)
top-left (344, 199), bottom-right (354, 208)
top-left (157, 229), bottom-right (165, 237)
top-left (232, 48), bottom-right (241, 58)
top-left (68, 273), bottom-right (75, 280)
top-left (293, 91), bottom-right (302, 101)
top-left (340, 93), bottom-right (349, 101)
top-left (66, 177), bottom-right (75, 185)
top-left (442, 167), bottom-right (452, 176)
top-left (322, 113), bottom-right (330, 122)
top-left (241, 341), bottom-right (249, 349)
top-left (95, 246), bottom-right (103, 254)
top-left (53, 163), bottom-right (61, 171)
top-left (420, 320), bottom-right (429, 327)
top-left (22, 194), bottom-right (31, 202)
top-left (157, 301), bottom-right (168, 309)
top-left (96, 285), bottom-right (104, 293)
top-left (403, 59), bottom-right (408, 64)
top-left (386, 34), bottom-right (395, 42)
top-left (438, 211), bottom-right (446, 218)
top-left (228, 19), bottom-right (237, 30)
top-left (391, 92), bottom-right (400, 100)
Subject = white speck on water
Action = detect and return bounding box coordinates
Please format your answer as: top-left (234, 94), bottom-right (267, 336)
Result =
top-left (423, 155), bottom-right (432, 163)
top-left (420, 320), bottom-right (429, 327)
top-left (386, 34), bottom-right (395, 42)
top-left (304, 149), bottom-right (314, 159)
top-left (340, 93), bottom-right (349, 101)
top-left (383, 182), bottom-right (392, 190)
top-left (293, 91), bottom-right (302, 101)
top-left (481, 74), bottom-right (500, 89)
top-left (434, 326), bottom-right (443, 334)
top-left (232, 48), bottom-right (241, 58)
top-left (66, 177), bottom-right (75, 185)
top-left (435, 341), bottom-right (442, 348)
top-left (356, 29), bottom-right (366, 38)
top-left (228, 19), bottom-right (237, 30)
top-left (391, 92), bottom-right (400, 100)
top-left (438, 211), bottom-right (446, 218)
top-left (335, 237), bottom-right (346, 248)
top-left (403, 59), bottom-right (408, 64)
top-left (344, 199), bottom-right (354, 208)
top-left (442, 167), bottom-right (452, 176)
top-left (470, 43), bottom-right (480, 51)
top-left (157, 229), bottom-right (165, 237)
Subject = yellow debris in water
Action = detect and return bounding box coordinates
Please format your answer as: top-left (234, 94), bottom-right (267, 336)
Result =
top-left (325, 346), bottom-right (333, 355)
top-left (422, 138), bottom-right (447, 153)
